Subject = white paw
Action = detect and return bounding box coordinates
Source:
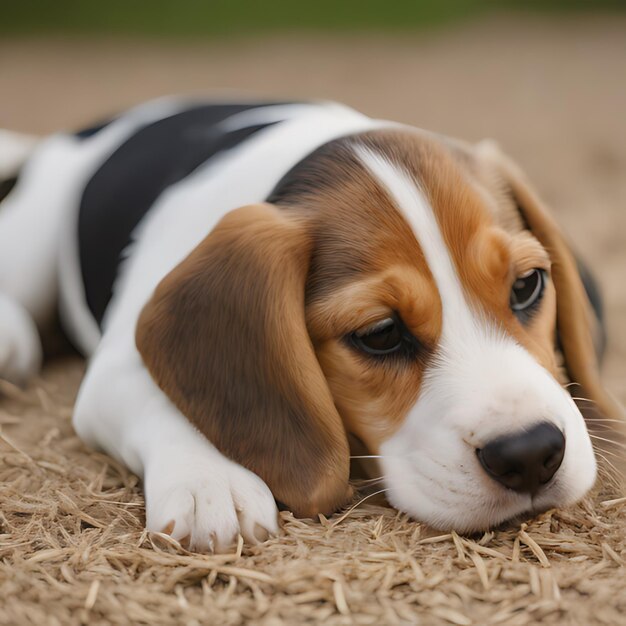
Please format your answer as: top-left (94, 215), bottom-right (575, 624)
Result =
top-left (0, 294), bottom-right (42, 385)
top-left (144, 457), bottom-right (279, 553)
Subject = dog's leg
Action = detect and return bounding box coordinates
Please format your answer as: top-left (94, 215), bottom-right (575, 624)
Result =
top-left (73, 342), bottom-right (280, 552)
top-left (0, 293), bottom-right (42, 384)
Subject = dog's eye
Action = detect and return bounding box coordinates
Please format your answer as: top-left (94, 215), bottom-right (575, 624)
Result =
top-left (510, 269), bottom-right (546, 318)
top-left (351, 317), bottom-right (403, 355)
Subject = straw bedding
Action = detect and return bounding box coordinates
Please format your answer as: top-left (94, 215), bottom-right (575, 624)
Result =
top-left (0, 360), bottom-right (625, 625)
top-left (2, 14), bottom-right (626, 626)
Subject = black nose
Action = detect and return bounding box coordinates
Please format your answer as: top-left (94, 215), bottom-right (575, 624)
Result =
top-left (476, 422), bottom-right (565, 495)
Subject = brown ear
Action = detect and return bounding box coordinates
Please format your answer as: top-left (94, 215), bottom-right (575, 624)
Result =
top-left (482, 146), bottom-right (625, 428)
top-left (136, 203), bottom-right (352, 517)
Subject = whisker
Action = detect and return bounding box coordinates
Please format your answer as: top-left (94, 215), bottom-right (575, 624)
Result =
top-left (563, 382), bottom-right (581, 389)
top-left (585, 418), bottom-right (626, 424)
top-left (592, 445), bottom-right (624, 460)
top-left (332, 488), bottom-right (392, 526)
top-left (596, 468), bottom-right (622, 492)
top-left (594, 453), bottom-right (624, 489)
top-left (596, 448), bottom-right (624, 468)
top-left (595, 451), bottom-right (622, 473)
top-left (351, 476), bottom-right (386, 486)
top-left (572, 397), bottom-right (596, 403)
top-left (589, 434), bottom-right (626, 450)
top-left (351, 477), bottom-right (385, 493)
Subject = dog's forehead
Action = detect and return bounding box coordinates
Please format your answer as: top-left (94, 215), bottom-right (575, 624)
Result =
top-left (270, 128), bottom-right (501, 303)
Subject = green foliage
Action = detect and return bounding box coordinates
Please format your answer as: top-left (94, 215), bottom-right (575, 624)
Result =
top-left (1, 0), bottom-right (624, 37)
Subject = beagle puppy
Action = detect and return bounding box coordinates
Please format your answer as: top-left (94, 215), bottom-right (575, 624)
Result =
top-left (0, 98), bottom-right (623, 551)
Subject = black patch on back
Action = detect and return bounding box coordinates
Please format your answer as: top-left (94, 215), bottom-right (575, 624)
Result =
top-left (79, 102), bottom-right (288, 325)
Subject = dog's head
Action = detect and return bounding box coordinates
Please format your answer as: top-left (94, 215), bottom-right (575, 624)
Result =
top-left (136, 127), bottom-right (625, 530)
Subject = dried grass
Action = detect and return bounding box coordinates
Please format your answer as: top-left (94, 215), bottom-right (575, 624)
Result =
top-left (1, 358), bottom-right (625, 625)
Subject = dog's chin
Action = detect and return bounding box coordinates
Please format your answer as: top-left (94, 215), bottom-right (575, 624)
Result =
top-left (481, 501), bottom-right (557, 534)
top-left (480, 490), bottom-right (587, 533)
top-left (384, 477), bottom-right (594, 535)
top-left (395, 501), bottom-right (538, 535)
top-left (384, 487), bottom-right (527, 535)
top-left (428, 507), bottom-right (532, 535)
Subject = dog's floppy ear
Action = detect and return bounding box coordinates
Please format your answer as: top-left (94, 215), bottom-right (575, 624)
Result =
top-left (478, 143), bottom-right (625, 425)
top-left (136, 203), bottom-right (352, 517)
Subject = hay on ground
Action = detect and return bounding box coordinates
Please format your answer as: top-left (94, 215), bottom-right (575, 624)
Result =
top-left (1, 358), bottom-right (625, 625)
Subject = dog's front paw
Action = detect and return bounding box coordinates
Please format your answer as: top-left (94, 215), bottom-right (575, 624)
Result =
top-left (0, 295), bottom-right (42, 385)
top-left (144, 457), bottom-right (279, 552)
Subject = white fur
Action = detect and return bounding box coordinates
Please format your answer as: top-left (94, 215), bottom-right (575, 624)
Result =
top-left (355, 147), bottom-right (596, 531)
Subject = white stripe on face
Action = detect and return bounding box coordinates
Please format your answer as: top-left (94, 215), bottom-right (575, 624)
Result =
top-left (354, 145), bottom-right (476, 339)
top-left (352, 143), bottom-right (596, 532)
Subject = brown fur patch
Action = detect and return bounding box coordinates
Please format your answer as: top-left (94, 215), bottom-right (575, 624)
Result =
top-left (308, 267), bottom-right (442, 451)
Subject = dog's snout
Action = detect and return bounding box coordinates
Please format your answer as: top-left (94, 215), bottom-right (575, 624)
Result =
top-left (476, 422), bottom-right (565, 495)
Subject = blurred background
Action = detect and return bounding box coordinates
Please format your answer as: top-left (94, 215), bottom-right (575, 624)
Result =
top-left (1, 0), bottom-right (625, 397)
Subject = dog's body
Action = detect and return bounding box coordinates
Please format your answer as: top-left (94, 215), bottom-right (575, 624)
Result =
top-left (0, 98), bottom-right (623, 551)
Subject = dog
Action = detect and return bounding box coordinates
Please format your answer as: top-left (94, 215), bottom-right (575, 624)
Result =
top-left (0, 98), bottom-right (623, 551)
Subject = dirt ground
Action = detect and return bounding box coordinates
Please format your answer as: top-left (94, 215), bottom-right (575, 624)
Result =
top-left (1, 14), bottom-right (625, 625)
